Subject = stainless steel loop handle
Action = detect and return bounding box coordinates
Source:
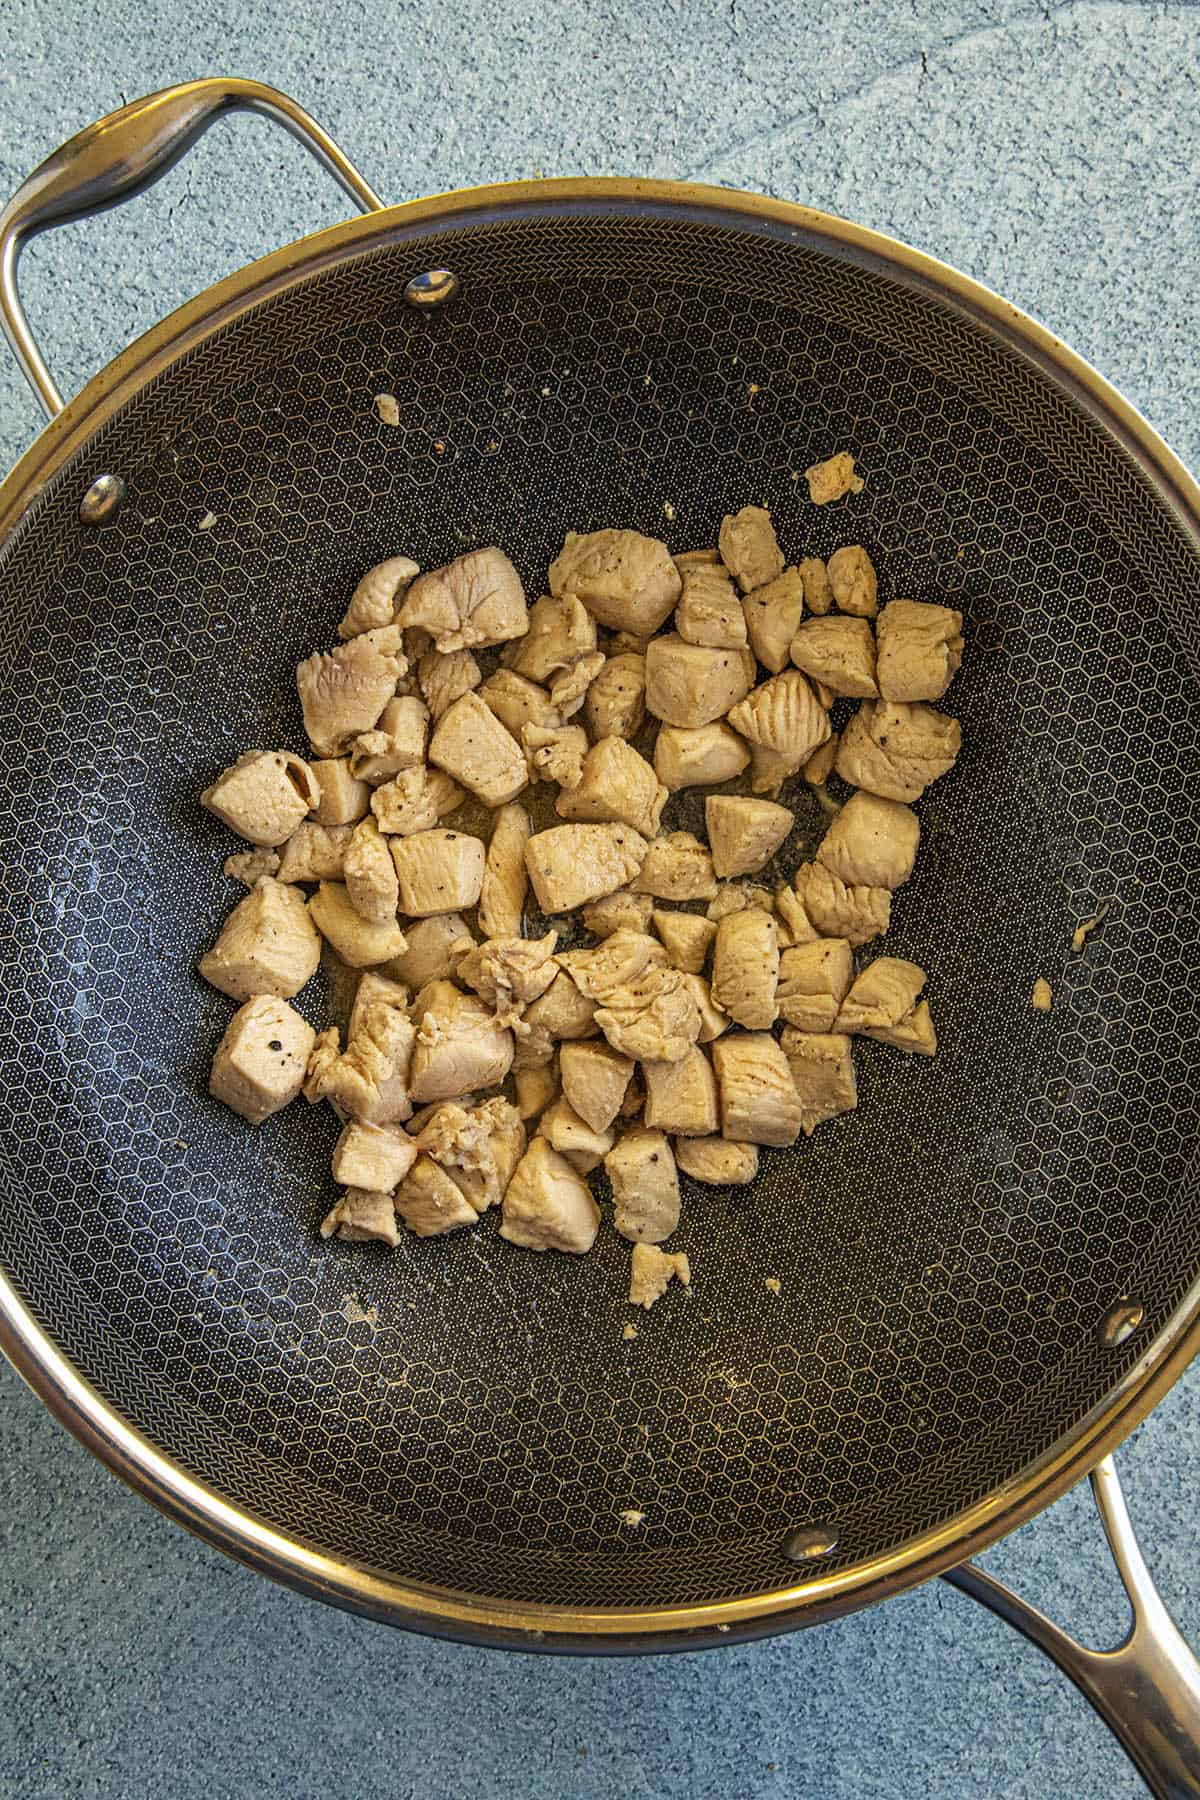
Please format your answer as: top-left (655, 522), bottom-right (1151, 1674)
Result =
top-left (0, 77), bottom-right (385, 419)
top-left (946, 1456), bottom-right (1200, 1799)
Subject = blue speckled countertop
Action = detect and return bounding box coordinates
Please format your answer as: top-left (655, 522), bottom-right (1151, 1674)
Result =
top-left (1, 5), bottom-right (1198, 1796)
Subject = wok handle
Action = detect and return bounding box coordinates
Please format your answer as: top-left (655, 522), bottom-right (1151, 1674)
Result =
top-left (0, 77), bottom-right (385, 419)
top-left (944, 1455), bottom-right (1200, 1798)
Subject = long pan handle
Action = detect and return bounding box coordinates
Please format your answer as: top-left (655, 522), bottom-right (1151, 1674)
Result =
top-left (0, 78), bottom-right (385, 419)
top-left (945, 1456), bottom-right (1200, 1798)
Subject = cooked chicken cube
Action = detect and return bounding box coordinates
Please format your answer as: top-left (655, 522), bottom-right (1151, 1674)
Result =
top-left (504, 592), bottom-right (597, 684)
top-left (866, 999), bottom-right (937, 1054)
top-left (548, 650), bottom-right (606, 719)
top-left (559, 1040), bottom-right (634, 1134)
top-left (799, 556), bottom-right (833, 614)
top-left (309, 881), bottom-right (408, 966)
top-left (296, 625), bottom-right (407, 758)
top-left (394, 1155), bottom-right (480, 1237)
top-left (515, 1060), bottom-right (560, 1122)
top-left (774, 884), bottom-right (820, 947)
top-left (523, 723), bottom-right (589, 789)
top-left (777, 939), bottom-right (854, 1031)
top-left (653, 722), bottom-right (749, 791)
top-left (631, 832), bottom-right (717, 901)
top-left (416, 1101), bottom-right (515, 1212)
top-left (202, 750), bottom-right (319, 847)
top-left (644, 636), bottom-right (756, 729)
top-left (718, 505), bottom-right (784, 594)
top-left (348, 696), bottom-right (430, 785)
top-left (712, 1032), bottom-right (804, 1146)
top-left (478, 1096), bottom-right (527, 1193)
top-left (224, 847), bottom-right (281, 886)
top-left (707, 882), bottom-right (775, 922)
top-left (524, 823), bottom-right (649, 913)
top-left (478, 668), bottom-right (563, 739)
top-left (792, 862), bottom-right (891, 947)
top-left (803, 735), bottom-right (838, 787)
top-left (789, 617), bottom-right (878, 697)
top-left (309, 757), bottom-right (371, 827)
top-left (827, 544), bottom-right (877, 617)
top-left (478, 803), bottom-right (531, 939)
top-left (417, 646), bottom-right (482, 721)
top-left (606, 1129), bottom-right (681, 1242)
top-left (705, 796), bottom-right (793, 879)
top-left (367, 768), bottom-right (435, 837)
top-left (816, 790), bottom-right (920, 891)
top-left (652, 909), bottom-right (716, 975)
top-left (779, 1029), bottom-right (858, 1135)
top-left (805, 452), bottom-right (864, 506)
top-left (835, 700), bottom-right (961, 803)
top-left (343, 817), bottom-right (400, 923)
top-left (582, 890), bottom-right (655, 937)
top-left (875, 600), bottom-right (964, 701)
top-left (743, 568), bottom-right (806, 673)
top-left (384, 913), bottom-right (472, 989)
top-left (275, 822), bottom-right (353, 883)
top-left (428, 692), bottom-right (527, 807)
top-left (593, 967), bottom-right (701, 1062)
top-left (522, 970), bottom-right (598, 1043)
top-left (199, 878), bottom-right (321, 1000)
top-left (549, 528), bottom-right (681, 636)
top-left (390, 829), bottom-right (485, 916)
top-left (558, 930), bottom-right (667, 1001)
top-left (499, 1138), bottom-right (601, 1253)
top-left (555, 738), bottom-right (667, 838)
top-left (454, 931), bottom-right (559, 1024)
top-left (397, 546), bottom-right (527, 653)
top-left (331, 1119), bottom-right (418, 1190)
top-left (408, 980), bottom-right (515, 1103)
top-left (539, 1096), bottom-right (615, 1174)
top-left (583, 653), bottom-right (646, 742)
top-left (710, 908), bottom-right (780, 1030)
top-left (643, 1047), bottom-right (719, 1137)
top-left (681, 973), bottom-right (730, 1043)
top-left (836, 957), bottom-right (927, 1035)
top-left (320, 1187), bottom-right (402, 1246)
top-left (628, 1242), bottom-right (691, 1308)
top-left (209, 995), bottom-right (316, 1124)
top-left (727, 670), bottom-right (831, 770)
top-left (348, 970), bottom-right (409, 1037)
top-left (302, 1026), bottom-right (340, 1103)
top-left (674, 1137), bottom-right (758, 1185)
top-left (748, 742), bottom-right (805, 795)
top-left (338, 554), bottom-right (420, 640)
top-left (675, 563), bottom-right (748, 649)
top-left (310, 993), bottom-right (416, 1126)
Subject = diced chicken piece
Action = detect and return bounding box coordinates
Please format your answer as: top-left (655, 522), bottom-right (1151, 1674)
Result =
top-left (224, 847), bottom-right (280, 886)
top-left (803, 735), bottom-right (838, 786)
top-left (390, 830), bottom-right (485, 916)
top-left (674, 1137), bottom-right (758, 1185)
top-left (643, 1047), bottom-right (719, 1137)
top-left (706, 882), bottom-right (775, 922)
top-left (478, 803), bottom-right (531, 939)
top-left (275, 822), bottom-right (353, 883)
top-left (559, 1040), bottom-right (634, 1134)
top-left (558, 930), bottom-right (667, 1000)
top-left (777, 939), bottom-right (854, 1031)
top-left (549, 528), bottom-right (681, 636)
top-left (338, 554), bottom-right (420, 640)
top-left (836, 957), bottom-right (927, 1035)
top-left (309, 881), bottom-right (408, 966)
top-left (631, 832), bottom-right (717, 902)
top-left (805, 451), bottom-right (864, 505)
top-left (554, 738), bottom-right (667, 838)
top-left (309, 757), bottom-right (371, 827)
top-left (710, 909), bottom-right (779, 1030)
top-left (813, 680), bottom-right (836, 711)
top-left (523, 723), bottom-right (589, 788)
top-left (582, 890), bottom-right (655, 937)
top-left (331, 1120), bottom-right (418, 1190)
top-left (653, 722), bottom-right (749, 791)
top-left (503, 592), bottom-right (597, 684)
top-left (774, 884), bottom-right (820, 947)
top-left (681, 973), bottom-right (730, 1043)
top-left (583, 653), bottom-right (646, 742)
top-left (743, 568), bottom-right (806, 673)
top-left (675, 563), bottom-right (748, 649)
top-left (477, 1096), bottom-right (527, 1194)
top-left (593, 967), bottom-right (701, 1063)
top-left (478, 669), bottom-right (563, 739)
top-left (705, 795), bottom-right (793, 879)
top-left (817, 790), bottom-right (920, 891)
top-left (675, 547), bottom-right (721, 570)
top-left (408, 980), bottom-right (515, 1103)
top-left (397, 546), bottom-right (527, 653)
top-left (311, 992), bottom-right (416, 1126)
top-left (629, 1242), bottom-right (691, 1308)
top-left (875, 600), bottom-right (964, 702)
top-left (500, 1138), bottom-right (601, 1254)
top-left (539, 1096), bottom-right (615, 1174)
top-left (748, 742), bottom-right (805, 795)
top-left (792, 862), bottom-right (891, 948)
top-left (827, 545), bottom-right (878, 617)
top-left (524, 823), bottom-right (649, 913)
top-left (416, 1101), bottom-right (513, 1212)
top-left (455, 931), bottom-right (559, 1024)
top-left (209, 995), bottom-right (316, 1124)
top-left (866, 999), bottom-right (937, 1054)
top-left (718, 506), bottom-right (784, 594)
top-left (522, 970), bottom-right (598, 1044)
top-left (652, 909), bottom-right (716, 975)
top-left (727, 670), bottom-right (831, 770)
top-left (349, 970), bottom-right (409, 1037)
top-left (320, 1187), bottom-right (402, 1246)
top-left (302, 1026), bottom-right (340, 1102)
top-left (606, 1129), bottom-right (681, 1243)
top-left (199, 878), bottom-right (321, 1001)
top-left (799, 556), bottom-right (833, 614)
top-left (394, 1156), bottom-right (480, 1237)
top-left (384, 914), bottom-right (472, 989)
top-left (296, 625), bottom-right (407, 758)
top-left (428, 692), bottom-right (527, 808)
top-left (789, 617), bottom-right (878, 697)
top-left (343, 817), bottom-right (400, 923)
top-left (835, 700), bottom-right (961, 803)
top-left (644, 636), bottom-right (756, 729)
top-left (779, 1029), bottom-right (858, 1135)
top-left (712, 1032), bottom-right (804, 1146)
top-left (202, 750), bottom-right (319, 847)
top-left (417, 646), bottom-right (482, 721)
top-left (348, 696), bottom-right (430, 784)
top-left (368, 768), bottom-right (436, 837)
top-left (426, 770), bottom-right (466, 818)
top-left (548, 650), bottom-right (606, 719)
top-left (515, 1060), bottom-right (560, 1123)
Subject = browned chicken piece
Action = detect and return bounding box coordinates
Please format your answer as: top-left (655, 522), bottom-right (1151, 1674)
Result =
top-left (538, 1096), bottom-right (615, 1174)
top-left (337, 554), bottom-right (421, 640)
top-left (503, 592), bottom-right (597, 684)
top-left (674, 1136), bottom-right (758, 1185)
top-left (748, 742), bottom-right (805, 795)
top-left (523, 723), bottom-right (589, 789)
top-left (583, 652), bottom-right (647, 742)
top-left (311, 993), bottom-right (416, 1126)
top-left (549, 528), bottom-right (681, 636)
top-left (454, 931), bottom-right (559, 1024)
top-left (428, 692), bottom-right (527, 807)
top-left (836, 957), bottom-right (927, 1035)
top-left (558, 930), bottom-right (668, 1002)
top-left (224, 847), bottom-right (281, 886)
top-left (628, 1242), bottom-right (691, 1308)
top-left (296, 625), bottom-right (407, 758)
top-left (743, 567), bottom-right (806, 673)
top-left (349, 696), bottom-right (430, 784)
top-left (343, 817), bottom-right (400, 923)
top-left (370, 767), bottom-right (440, 836)
top-left (548, 650), bottom-right (606, 718)
top-left (209, 995), bottom-right (316, 1123)
top-left (799, 556), bottom-right (833, 614)
top-left (777, 939), bottom-right (854, 1031)
top-left (681, 973), bottom-right (730, 1043)
top-left (383, 914), bottom-right (472, 990)
top-left (866, 1000), bottom-right (937, 1054)
top-left (408, 980), bottom-right (515, 1103)
top-left (774, 884), bottom-right (820, 947)
top-left (706, 881), bottom-right (775, 922)
top-left (836, 699), bottom-right (961, 802)
top-left (275, 822), bottom-right (353, 883)
top-left (555, 738), bottom-right (668, 839)
top-left (525, 823), bottom-right (649, 913)
top-left (606, 1129), bottom-right (681, 1242)
top-left (675, 547), bottom-right (722, 570)
top-left (727, 670), bottom-right (831, 770)
top-left (582, 889), bottom-right (656, 937)
top-left (718, 505), bottom-right (785, 594)
top-left (875, 600), bottom-right (964, 701)
top-left (394, 1156), bottom-right (480, 1237)
top-left (711, 908), bottom-right (780, 1030)
top-left (199, 878), bottom-right (322, 1001)
top-left (478, 803), bottom-right (530, 940)
top-left (644, 636), bottom-right (757, 729)
top-left (500, 1138), bottom-right (601, 1253)
top-left (331, 1119), bottom-right (418, 1190)
top-left (652, 909), bottom-right (716, 975)
top-left (792, 861), bottom-right (891, 947)
top-left (675, 563), bottom-right (748, 649)
top-left (789, 617), bottom-right (878, 698)
top-left (417, 646), bottom-right (482, 721)
top-left (805, 452), bottom-right (864, 506)
top-left (515, 1059), bottom-right (560, 1122)
top-left (654, 721), bottom-right (750, 792)
top-left (817, 790), bottom-right (920, 890)
top-left (827, 545), bottom-right (878, 617)
top-left (202, 750), bottom-right (319, 847)
top-left (779, 1029), bottom-right (858, 1135)
top-left (594, 966), bottom-right (701, 1063)
top-left (712, 1032), bottom-right (804, 1146)
top-left (705, 796), bottom-right (793, 879)
top-left (478, 668), bottom-right (563, 739)
top-left (390, 830), bottom-right (486, 915)
top-left (643, 1047), bottom-right (719, 1137)
top-left (308, 880), bottom-right (409, 966)
top-left (559, 1040), bottom-right (634, 1134)
top-left (397, 546), bottom-right (528, 653)
top-left (803, 735), bottom-right (839, 786)
top-left (631, 832), bottom-right (717, 902)
top-left (321, 1187), bottom-right (402, 1246)
top-left (521, 971), bottom-right (599, 1058)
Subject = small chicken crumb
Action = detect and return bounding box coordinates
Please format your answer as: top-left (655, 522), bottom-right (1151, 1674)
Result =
top-left (622, 1323), bottom-right (638, 1340)
top-left (341, 1292), bottom-right (379, 1326)
top-left (1032, 977), bottom-right (1053, 1012)
top-left (662, 499), bottom-right (676, 521)
top-left (765, 1277), bottom-right (781, 1295)
top-left (805, 451), bottom-right (865, 506)
top-left (374, 392), bottom-right (400, 426)
top-left (619, 1508), bottom-right (646, 1528)
top-left (1071, 902), bottom-right (1110, 953)
top-left (198, 510), bottom-right (217, 531)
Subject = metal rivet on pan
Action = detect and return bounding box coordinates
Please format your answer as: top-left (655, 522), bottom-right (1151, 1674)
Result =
top-left (79, 473), bottom-right (126, 525)
top-left (1098, 1298), bottom-right (1144, 1349)
top-left (404, 269), bottom-right (460, 309)
top-left (781, 1524), bottom-right (839, 1562)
